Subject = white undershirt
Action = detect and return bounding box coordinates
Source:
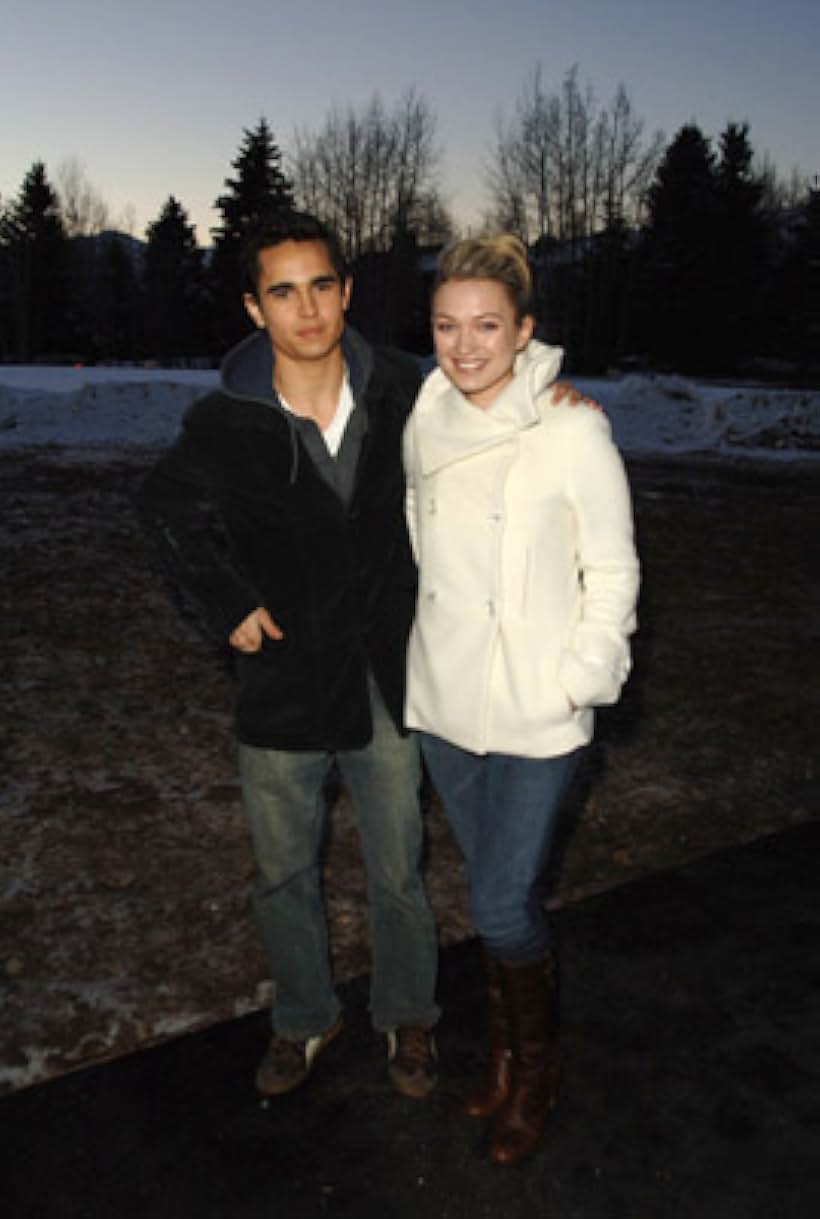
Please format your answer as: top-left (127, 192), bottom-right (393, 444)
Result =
top-left (278, 369), bottom-right (354, 457)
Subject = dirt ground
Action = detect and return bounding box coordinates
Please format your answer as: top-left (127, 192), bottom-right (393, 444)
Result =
top-left (1, 447), bottom-right (818, 1093)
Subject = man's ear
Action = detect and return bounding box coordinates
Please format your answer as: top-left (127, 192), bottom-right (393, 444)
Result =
top-left (243, 293), bottom-right (265, 330)
top-left (342, 276), bottom-right (353, 312)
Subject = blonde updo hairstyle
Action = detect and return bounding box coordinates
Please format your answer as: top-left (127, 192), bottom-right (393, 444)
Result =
top-left (434, 234), bottom-right (533, 322)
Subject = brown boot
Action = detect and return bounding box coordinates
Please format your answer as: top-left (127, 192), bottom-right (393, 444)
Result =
top-left (463, 948), bottom-right (512, 1118)
top-left (488, 955), bottom-right (559, 1166)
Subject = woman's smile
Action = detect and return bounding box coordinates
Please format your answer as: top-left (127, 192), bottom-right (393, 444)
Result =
top-left (433, 278), bottom-right (532, 409)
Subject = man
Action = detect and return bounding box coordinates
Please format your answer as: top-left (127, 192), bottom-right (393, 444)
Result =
top-left (136, 211), bottom-right (439, 1099)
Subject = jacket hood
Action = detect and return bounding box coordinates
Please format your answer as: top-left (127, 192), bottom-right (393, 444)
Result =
top-left (218, 325), bottom-right (375, 485)
top-left (411, 338), bottom-right (563, 476)
top-left (219, 325), bottom-right (375, 408)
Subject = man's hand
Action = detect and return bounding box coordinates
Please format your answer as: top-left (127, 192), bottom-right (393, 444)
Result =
top-left (552, 380), bottom-right (602, 412)
top-left (229, 607), bottom-right (284, 653)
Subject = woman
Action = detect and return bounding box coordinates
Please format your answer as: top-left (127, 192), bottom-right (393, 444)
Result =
top-left (404, 235), bottom-right (640, 1165)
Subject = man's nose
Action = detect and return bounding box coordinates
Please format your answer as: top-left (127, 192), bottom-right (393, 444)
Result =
top-left (297, 289), bottom-right (319, 316)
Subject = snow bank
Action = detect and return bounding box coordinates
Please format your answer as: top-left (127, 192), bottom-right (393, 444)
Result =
top-left (0, 365), bottom-right (818, 460)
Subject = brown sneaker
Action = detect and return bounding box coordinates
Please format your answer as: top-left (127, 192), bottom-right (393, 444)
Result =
top-left (387, 1026), bottom-right (438, 1099)
top-left (255, 1015), bottom-right (343, 1096)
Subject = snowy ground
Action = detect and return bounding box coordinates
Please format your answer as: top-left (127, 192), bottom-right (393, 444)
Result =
top-left (1, 362), bottom-right (818, 1096)
top-left (1, 363), bottom-right (819, 460)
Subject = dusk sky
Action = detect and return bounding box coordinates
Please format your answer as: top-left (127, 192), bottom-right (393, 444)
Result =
top-left (3, 0), bottom-right (817, 243)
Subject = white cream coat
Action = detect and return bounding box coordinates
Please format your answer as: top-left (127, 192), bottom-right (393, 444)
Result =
top-left (404, 340), bottom-right (640, 758)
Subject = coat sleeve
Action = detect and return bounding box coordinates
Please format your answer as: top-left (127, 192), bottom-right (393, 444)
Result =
top-left (134, 410), bottom-right (263, 641)
top-left (557, 408), bottom-right (640, 708)
top-left (402, 411), bottom-right (419, 563)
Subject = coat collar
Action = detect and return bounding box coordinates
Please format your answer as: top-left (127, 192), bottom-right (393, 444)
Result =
top-left (219, 324), bottom-right (374, 409)
top-left (412, 340), bottom-right (563, 475)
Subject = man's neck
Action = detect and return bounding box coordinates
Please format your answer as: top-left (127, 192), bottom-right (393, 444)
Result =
top-left (273, 347), bottom-right (346, 429)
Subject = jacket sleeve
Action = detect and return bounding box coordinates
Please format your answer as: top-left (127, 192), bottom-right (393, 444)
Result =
top-left (135, 412), bottom-right (263, 642)
top-left (402, 411), bottom-right (419, 562)
top-left (558, 408), bottom-right (640, 708)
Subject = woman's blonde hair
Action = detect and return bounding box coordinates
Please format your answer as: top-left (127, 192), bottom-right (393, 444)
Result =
top-left (434, 234), bottom-right (532, 320)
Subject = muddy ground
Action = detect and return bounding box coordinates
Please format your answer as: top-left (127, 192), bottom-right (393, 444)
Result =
top-left (1, 448), bottom-right (818, 1093)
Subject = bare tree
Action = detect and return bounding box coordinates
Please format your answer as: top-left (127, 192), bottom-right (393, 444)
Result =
top-left (598, 85), bottom-right (665, 228)
top-left (485, 66), bottom-right (663, 243)
top-left (484, 69), bottom-right (559, 242)
top-left (56, 158), bottom-right (110, 237)
top-left (483, 112), bottom-right (530, 236)
top-left (116, 203), bottom-right (138, 237)
top-left (755, 156), bottom-right (811, 212)
top-left (290, 88), bottom-right (449, 259)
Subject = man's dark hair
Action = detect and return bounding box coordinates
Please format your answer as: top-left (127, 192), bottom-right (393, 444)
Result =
top-left (240, 211), bottom-right (348, 297)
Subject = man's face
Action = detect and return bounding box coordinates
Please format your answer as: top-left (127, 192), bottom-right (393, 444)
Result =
top-left (243, 239), bottom-right (351, 365)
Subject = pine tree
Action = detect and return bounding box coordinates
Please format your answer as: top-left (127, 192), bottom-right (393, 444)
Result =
top-left (97, 236), bottom-right (142, 362)
top-left (797, 185), bottom-right (820, 367)
top-left (0, 161), bottom-right (69, 360)
top-left (143, 196), bottom-right (207, 361)
top-left (774, 181), bottom-right (820, 370)
top-left (0, 196), bottom-right (13, 360)
top-left (639, 124), bottom-right (721, 371)
top-left (209, 119), bottom-right (295, 348)
top-left (713, 122), bottom-right (770, 369)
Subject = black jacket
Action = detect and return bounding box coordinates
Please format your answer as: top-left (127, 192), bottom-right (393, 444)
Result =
top-left (136, 326), bottom-right (421, 750)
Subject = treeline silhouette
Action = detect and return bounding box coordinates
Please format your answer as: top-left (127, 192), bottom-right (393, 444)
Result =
top-left (1, 78), bottom-right (817, 378)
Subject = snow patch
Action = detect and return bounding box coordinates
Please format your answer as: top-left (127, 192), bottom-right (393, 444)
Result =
top-left (1, 365), bottom-right (817, 460)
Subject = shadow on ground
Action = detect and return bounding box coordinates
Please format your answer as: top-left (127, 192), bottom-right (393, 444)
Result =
top-left (3, 820), bottom-right (818, 1219)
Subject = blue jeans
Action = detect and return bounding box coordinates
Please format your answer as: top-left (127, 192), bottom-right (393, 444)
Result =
top-left (419, 734), bottom-right (581, 963)
top-left (239, 678), bottom-right (439, 1039)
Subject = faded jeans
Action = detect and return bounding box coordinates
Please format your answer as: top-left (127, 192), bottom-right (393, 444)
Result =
top-left (419, 733), bottom-right (581, 962)
top-left (239, 679), bottom-right (439, 1039)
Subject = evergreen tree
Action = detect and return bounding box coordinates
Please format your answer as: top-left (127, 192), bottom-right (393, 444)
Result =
top-left (713, 122), bottom-right (770, 369)
top-left (637, 124), bottom-right (721, 371)
top-left (774, 181), bottom-right (820, 370)
top-left (0, 161), bottom-right (69, 360)
top-left (59, 230), bottom-right (143, 363)
top-left (0, 196), bottom-right (13, 361)
top-left (797, 185), bottom-right (820, 368)
top-left (97, 236), bottom-right (142, 362)
top-left (210, 119), bottom-right (295, 349)
top-left (578, 217), bottom-right (635, 373)
top-left (143, 196), bottom-right (207, 361)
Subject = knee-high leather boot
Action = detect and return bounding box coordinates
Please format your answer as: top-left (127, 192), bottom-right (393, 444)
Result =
top-left (488, 954), bottom-right (559, 1166)
top-left (463, 947), bottom-right (512, 1118)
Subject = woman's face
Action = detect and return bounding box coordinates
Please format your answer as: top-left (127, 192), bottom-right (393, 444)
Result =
top-left (432, 278), bottom-right (533, 409)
